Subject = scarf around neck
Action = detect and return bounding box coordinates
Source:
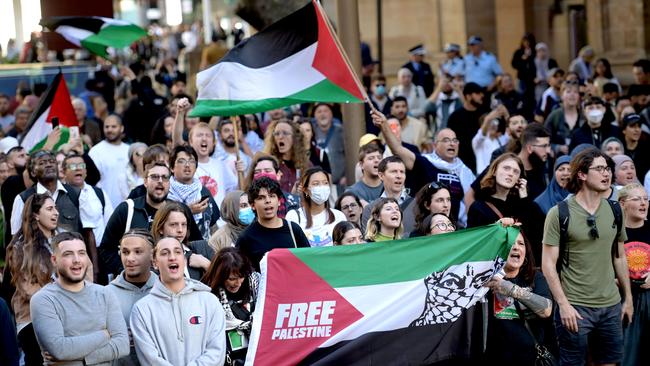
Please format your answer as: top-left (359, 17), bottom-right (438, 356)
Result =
top-left (168, 176), bottom-right (203, 221)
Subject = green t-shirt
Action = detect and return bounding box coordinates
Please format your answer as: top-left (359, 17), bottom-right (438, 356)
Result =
top-left (543, 196), bottom-right (626, 307)
top-left (373, 232), bottom-right (396, 242)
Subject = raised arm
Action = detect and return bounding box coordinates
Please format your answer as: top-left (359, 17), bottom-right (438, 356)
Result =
top-left (370, 109), bottom-right (416, 169)
top-left (172, 97), bottom-right (191, 147)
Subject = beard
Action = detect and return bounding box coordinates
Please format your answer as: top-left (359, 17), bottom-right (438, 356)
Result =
top-left (58, 267), bottom-right (87, 285)
top-left (528, 151), bottom-right (546, 170)
top-left (223, 138), bottom-right (236, 148)
top-left (147, 191), bottom-right (168, 204)
top-left (470, 100), bottom-right (483, 109)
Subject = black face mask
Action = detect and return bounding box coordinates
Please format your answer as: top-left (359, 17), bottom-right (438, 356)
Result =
top-left (470, 99), bottom-right (483, 109)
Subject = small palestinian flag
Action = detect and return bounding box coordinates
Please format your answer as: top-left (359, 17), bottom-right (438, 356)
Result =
top-left (246, 224), bottom-right (518, 365)
top-left (20, 72), bottom-right (78, 152)
top-left (190, 0), bottom-right (365, 117)
top-left (40, 17), bottom-right (146, 58)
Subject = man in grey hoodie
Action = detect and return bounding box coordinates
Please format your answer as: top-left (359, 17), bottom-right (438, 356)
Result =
top-left (130, 237), bottom-right (226, 365)
top-left (107, 229), bottom-right (158, 366)
top-left (30, 232), bottom-right (129, 365)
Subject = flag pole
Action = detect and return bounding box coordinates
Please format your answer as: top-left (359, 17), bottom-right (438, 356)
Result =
top-left (313, 0), bottom-right (372, 109)
top-left (230, 116), bottom-right (246, 190)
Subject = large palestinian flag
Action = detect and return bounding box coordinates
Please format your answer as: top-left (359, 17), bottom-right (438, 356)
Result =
top-left (190, 0), bottom-right (365, 117)
top-left (246, 224), bottom-right (518, 365)
top-left (40, 17), bottom-right (146, 58)
top-left (20, 72), bottom-right (78, 152)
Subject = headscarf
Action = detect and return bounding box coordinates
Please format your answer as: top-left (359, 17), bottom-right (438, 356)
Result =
top-left (534, 155), bottom-right (571, 214)
top-left (612, 154), bottom-right (640, 185)
top-left (219, 190), bottom-right (248, 244)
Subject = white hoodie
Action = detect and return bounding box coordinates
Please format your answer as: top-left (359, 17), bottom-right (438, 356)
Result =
top-left (130, 277), bottom-right (226, 366)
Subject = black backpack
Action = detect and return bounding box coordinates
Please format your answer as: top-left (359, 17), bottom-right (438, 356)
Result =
top-left (557, 199), bottom-right (623, 275)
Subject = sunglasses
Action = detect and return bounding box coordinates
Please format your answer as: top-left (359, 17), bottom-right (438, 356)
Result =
top-left (428, 181), bottom-right (449, 191)
top-left (587, 215), bottom-right (599, 240)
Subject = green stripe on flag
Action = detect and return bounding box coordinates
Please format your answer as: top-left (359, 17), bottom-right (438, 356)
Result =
top-left (29, 128), bottom-right (70, 153)
top-left (292, 224), bottom-right (518, 288)
top-left (189, 79), bottom-right (363, 117)
top-left (81, 24), bottom-right (146, 57)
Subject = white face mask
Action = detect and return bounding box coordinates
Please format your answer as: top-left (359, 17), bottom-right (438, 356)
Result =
top-left (586, 109), bottom-right (605, 126)
top-left (309, 185), bottom-right (330, 205)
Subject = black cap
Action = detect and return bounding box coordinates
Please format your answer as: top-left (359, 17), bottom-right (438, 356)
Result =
top-left (463, 82), bottom-right (484, 95)
top-left (621, 113), bottom-right (642, 129)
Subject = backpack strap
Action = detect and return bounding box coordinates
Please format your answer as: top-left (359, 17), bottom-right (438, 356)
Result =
top-left (124, 199), bottom-right (135, 234)
top-left (606, 199), bottom-right (623, 259)
top-left (557, 200), bottom-right (570, 275)
top-left (91, 186), bottom-right (106, 215)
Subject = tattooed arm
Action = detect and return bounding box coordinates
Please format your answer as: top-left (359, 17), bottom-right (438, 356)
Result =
top-left (487, 278), bottom-right (553, 318)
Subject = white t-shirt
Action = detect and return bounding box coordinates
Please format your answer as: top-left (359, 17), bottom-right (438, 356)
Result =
top-left (89, 141), bottom-right (130, 208)
top-left (79, 183), bottom-right (114, 245)
top-left (286, 207), bottom-right (347, 247)
top-left (195, 158), bottom-right (237, 207)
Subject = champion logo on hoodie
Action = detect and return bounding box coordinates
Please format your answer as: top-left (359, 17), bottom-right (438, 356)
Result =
top-left (189, 316), bottom-right (203, 324)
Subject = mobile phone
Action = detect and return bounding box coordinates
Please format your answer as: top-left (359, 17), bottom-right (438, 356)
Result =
top-left (70, 126), bottom-right (80, 140)
top-left (200, 193), bottom-right (211, 202)
top-left (296, 168), bottom-right (301, 181)
top-left (51, 117), bottom-right (59, 128)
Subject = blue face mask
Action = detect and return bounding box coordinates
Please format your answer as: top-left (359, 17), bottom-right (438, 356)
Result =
top-left (375, 85), bottom-right (386, 96)
top-left (239, 207), bottom-right (255, 225)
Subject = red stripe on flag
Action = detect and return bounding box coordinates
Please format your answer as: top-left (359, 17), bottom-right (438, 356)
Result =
top-left (48, 74), bottom-right (78, 127)
top-left (311, 1), bottom-right (365, 101)
top-left (253, 249), bottom-right (363, 365)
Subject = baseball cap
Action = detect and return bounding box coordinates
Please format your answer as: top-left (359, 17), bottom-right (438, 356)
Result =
top-left (463, 82), bottom-right (484, 96)
top-left (0, 137), bottom-right (19, 154)
top-left (359, 133), bottom-right (381, 148)
top-left (621, 113), bottom-right (642, 129)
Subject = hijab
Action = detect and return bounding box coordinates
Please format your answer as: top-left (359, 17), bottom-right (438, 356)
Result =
top-left (534, 155), bottom-right (571, 214)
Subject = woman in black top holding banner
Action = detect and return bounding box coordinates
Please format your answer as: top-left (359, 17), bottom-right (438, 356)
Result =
top-left (483, 231), bottom-right (554, 365)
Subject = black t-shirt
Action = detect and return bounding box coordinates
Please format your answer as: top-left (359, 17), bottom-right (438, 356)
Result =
top-left (624, 222), bottom-right (650, 291)
top-left (408, 154), bottom-right (464, 223)
top-left (144, 202), bottom-right (158, 225)
top-left (484, 271), bottom-right (553, 364)
top-left (235, 219), bottom-right (310, 271)
top-left (447, 107), bottom-right (485, 173)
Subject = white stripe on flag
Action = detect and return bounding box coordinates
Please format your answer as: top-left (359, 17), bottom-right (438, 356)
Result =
top-left (245, 255), bottom-right (268, 366)
top-left (55, 25), bottom-right (93, 47)
top-left (196, 43), bottom-right (325, 102)
top-left (97, 17), bottom-right (131, 27)
top-left (21, 107), bottom-right (50, 151)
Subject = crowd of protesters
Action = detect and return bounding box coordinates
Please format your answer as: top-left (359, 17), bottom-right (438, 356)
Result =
top-left (0, 23), bottom-right (649, 366)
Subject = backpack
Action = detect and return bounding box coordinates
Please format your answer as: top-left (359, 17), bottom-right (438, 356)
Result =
top-left (557, 199), bottom-right (622, 275)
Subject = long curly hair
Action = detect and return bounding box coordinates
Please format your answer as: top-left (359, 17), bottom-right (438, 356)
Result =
top-left (262, 119), bottom-right (309, 172)
top-left (7, 194), bottom-right (57, 289)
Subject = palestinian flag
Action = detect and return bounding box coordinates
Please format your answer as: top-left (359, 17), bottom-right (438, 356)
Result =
top-left (246, 224), bottom-right (518, 365)
top-left (190, 0), bottom-right (365, 117)
top-left (20, 72), bottom-right (78, 152)
top-left (40, 17), bottom-right (146, 58)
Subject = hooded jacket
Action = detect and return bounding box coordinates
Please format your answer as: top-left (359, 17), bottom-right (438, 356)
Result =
top-left (130, 277), bottom-right (226, 366)
top-left (107, 271), bottom-right (157, 366)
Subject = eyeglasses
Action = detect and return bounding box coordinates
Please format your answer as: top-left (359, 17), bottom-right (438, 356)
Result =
top-left (341, 202), bottom-right (359, 211)
top-left (175, 158), bottom-right (196, 166)
top-left (66, 163), bottom-right (86, 171)
top-left (625, 196), bottom-right (650, 203)
top-left (147, 174), bottom-right (170, 182)
top-left (437, 138), bottom-right (459, 144)
top-left (588, 165), bottom-right (612, 174)
top-left (587, 215), bottom-right (599, 240)
top-left (375, 83), bottom-right (386, 87)
top-left (432, 222), bottom-right (455, 232)
top-left (273, 131), bottom-right (292, 137)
